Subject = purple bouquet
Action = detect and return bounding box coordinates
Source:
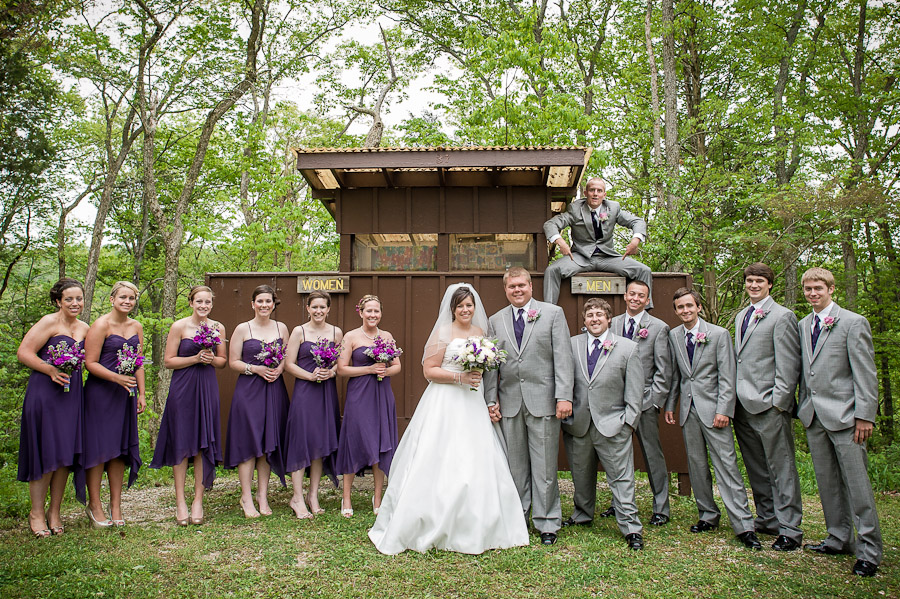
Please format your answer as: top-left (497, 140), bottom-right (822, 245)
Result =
top-left (310, 338), bottom-right (342, 383)
top-left (364, 336), bottom-right (403, 381)
top-left (452, 336), bottom-right (507, 390)
top-left (192, 321), bottom-right (221, 350)
top-left (46, 340), bottom-right (85, 392)
top-left (116, 342), bottom-right (149, 396)
top-left (255, 339), bottom-right (286, 369)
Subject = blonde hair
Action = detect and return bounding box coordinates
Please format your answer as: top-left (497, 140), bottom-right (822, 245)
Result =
top-left (801, 267), bottom-right (835, 288)
top-left (356, 294), bottom-right (382, 314)
top-left (502, 267), bottom-right (531, 285)
top-left (189, 285), bottom-right (214, 302)
top-left (110, 281), bottom-right (139, 298)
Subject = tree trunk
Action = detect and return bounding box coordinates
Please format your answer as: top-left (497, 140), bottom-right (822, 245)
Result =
top-left (644, 0), bottom-right (665, 210)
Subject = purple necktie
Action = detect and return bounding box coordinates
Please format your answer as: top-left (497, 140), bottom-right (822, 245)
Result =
top-left (740, 307), bottom-right (754, 341)
top-left (811, 315), bottom-right (821, 351)
top-left (587, 338), bottom-right (601, 376)
top-left (686, 332), bottom-right (695, 364)
top-left (514, 308), bottom-right (525, 347)
top-left (625, 317), bottom-right (636, 340)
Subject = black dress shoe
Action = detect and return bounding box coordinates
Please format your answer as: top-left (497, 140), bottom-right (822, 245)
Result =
top-left (803, 541), bottom-right (851, 555)
top-left (851, 559), bottom-right (878, 577)
top-left (771, 535), bottom-right (800, 552)
top-left (689, 520), bottom-right (717, 533)
top-left (648, 513), bottom-right (669, 526)
top-left (540, 532), bottom-right (557, 545)
top-left (561, 517), bottom-right (592, 528)
top-left (598, 506), bottom-right (616, 518)
top-left (737, 531), bottom-right (762, 550)
top-left (625, 533), bottom-right (644, 550)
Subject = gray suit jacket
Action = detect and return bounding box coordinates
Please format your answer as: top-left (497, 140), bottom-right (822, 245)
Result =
top-left (733, 296), bottom-right (801, 414)
top-left (611, 312), bottom-right (671, 411)
top-left (797, 304), bottom-right (878, 431)
top-left (563, 333), bottom-right (643, 439)
top-left (543, 199), bottom-right (647, 267)
top-left (666, 319), bottom-right (736, 427)
top-left (484, 300), bottom-right (574, 418)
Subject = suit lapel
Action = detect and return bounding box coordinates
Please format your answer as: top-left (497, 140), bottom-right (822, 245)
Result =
top-left (691, 319), bottom-right (708, 372)
top-left (800, 314), bottom-right (814, 365)
top-left (581, 202), bottom-right (597, 241)
top-left (502, 306), bottom-right (522, 356)
top-left (519, 302), bottom-right (539, 352)
top-left (673, 325), bottom-right (691, 374)
top-left (810, 304), bottom-right (838, 364)
top-left (590, 333), bottom-right (616, 383)
top-left (738, 297), bottom-right (771, 352)
top-left (576, 334), bottom-right (591, 382)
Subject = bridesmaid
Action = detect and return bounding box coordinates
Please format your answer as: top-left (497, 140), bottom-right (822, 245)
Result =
top-left (17, 278), bottom-right (90, 537)
top-left (284, 291), bottom-right (343, 519)
top-left (335, 294), bottom-right (401, 518)
top-left (225, 284), bottom-right (290, 518)
top-left (150, 285), bottom-right (226, 526)
top-left (82, 281), bottom-right (145, 527)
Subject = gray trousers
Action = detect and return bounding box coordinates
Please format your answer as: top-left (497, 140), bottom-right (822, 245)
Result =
top-left (733, 403), bottom-right (803, 541)
top-left (806, 417), bottom-right (883, 564)
top-left (563, 424), bottom-right (642, 536)
top-left (682, 406), bottom-right (754, 534)
top-left (501, 404), bottom-right (562, 534)
top-left (543, 254), bottom-right (653, 305)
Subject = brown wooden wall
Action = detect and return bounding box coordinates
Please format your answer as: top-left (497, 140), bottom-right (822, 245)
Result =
top-left (206, 271), bottom-right (692, 481)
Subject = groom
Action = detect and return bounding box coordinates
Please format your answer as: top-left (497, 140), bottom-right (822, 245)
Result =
top-left (485, 267), bottom-right (574, 545)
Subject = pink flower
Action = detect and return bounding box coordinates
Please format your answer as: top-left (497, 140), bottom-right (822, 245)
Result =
top-left (753, 308), bottom-right (768, 322)
top-left (526, 309), bottom-right (540, 323)
top-left (823, 316), bottom-right (837, 330)
top-left (695, 332), bottom-right (708, 344)
top-left (601, 339), bottom-right (616, 354)
top-left (638, 328), bottom-right (649, 339)
top-left (597, 212), bottom-right (609, 222)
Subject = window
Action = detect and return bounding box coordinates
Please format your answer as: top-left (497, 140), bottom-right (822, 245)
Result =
top-left (450, 234), bottom-right (535, 271)
top-left (352, 234), bottom-right (438, 271)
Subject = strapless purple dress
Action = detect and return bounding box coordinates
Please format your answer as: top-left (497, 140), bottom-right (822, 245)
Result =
top-left (224, 338), bottom-right (288, 485)
top-left (283, 340), bottom-right (340, 485)
top-left (150, 338), bottom-right (223, 489)
top-left (79, 334), bottom-right (142, 499)
top-left (335, 346), bottom-right (398, 476)
top-left (17, 335), bottom-right (84, 485)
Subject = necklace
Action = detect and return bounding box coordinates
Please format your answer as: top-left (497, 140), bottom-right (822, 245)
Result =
top-left (362, 327), bottom-right (380, 340)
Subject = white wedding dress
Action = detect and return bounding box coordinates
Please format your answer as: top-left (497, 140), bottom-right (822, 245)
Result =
top-left (368, 338), bottom-right (529, 555)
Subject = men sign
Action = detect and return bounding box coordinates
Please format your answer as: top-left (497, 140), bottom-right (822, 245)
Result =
top-left (570, 275), bottom-right (626, 295)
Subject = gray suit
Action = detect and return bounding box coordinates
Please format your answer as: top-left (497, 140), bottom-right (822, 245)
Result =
top-left (542, 199), bottom-right (652, 304)
top-left (485, 300), bottom-right (574, 534)
top-left (666, 319), bottom-right (754, 534)
top-left (609, 312), bottom-right (672, 516)
top-left (733, 296), bottom-right (803, 541)
top-left (798, 304), bottom-right (882, 564)
top-left (562, 333), bottom-right (643, 535)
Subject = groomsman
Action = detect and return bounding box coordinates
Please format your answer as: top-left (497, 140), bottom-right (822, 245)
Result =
top-left (665, 288), bottom-right (761, 549)
top-left (561, 298), bottom-right (645, 549)
top-left (797, 267), bottom-right (882, 577)
top-left (732, 263), bottom-right (803, 550)
top-left (485, 267), bottom-right (574, 545)
top-left (590, 280), bottom-right (672, 526)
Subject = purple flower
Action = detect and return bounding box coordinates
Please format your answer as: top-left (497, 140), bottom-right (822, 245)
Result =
top-left (451, 336), bottom-right (508, 389)
top-left (310, 339), bottom-right (342, 382)
top-left (116, 343), bottom-right (149, 396)
top-left (364, 336), bottom-right (403, 381)
top-left (46, 340), bottom-right (85, 392)
top-left (637, 328), bottom-right (650, 339)
top-left (255, 339), bottom-right (286, 369)
top-left (192, 321), bottom-right (221, 350)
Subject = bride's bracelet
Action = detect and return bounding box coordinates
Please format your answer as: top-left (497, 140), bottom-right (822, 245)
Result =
top-left (454, 372), bottom-right (461, 385)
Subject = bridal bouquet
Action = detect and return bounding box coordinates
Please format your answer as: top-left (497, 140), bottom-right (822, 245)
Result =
top-left (116, 342), bottom-right (149, 396)
top-left (46, 340), bottom-right (85, 392)
top-left (364, 336), bottom-right (403, 381)
top-left (255, 339), bottom-right (286, 368)
top-left (310, 338), bottom-right (342, 383)
top-left (192, 321), bottom-right (221, 350)
top-left (452, 336), bottom-right (508, 390)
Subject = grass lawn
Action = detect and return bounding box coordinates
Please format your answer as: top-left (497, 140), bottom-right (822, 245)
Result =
top-left (1, 472), bottom-right (897, 598)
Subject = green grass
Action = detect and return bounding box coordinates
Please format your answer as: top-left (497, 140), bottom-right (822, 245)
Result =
top-left (1, 469), bottom-right (897, 598)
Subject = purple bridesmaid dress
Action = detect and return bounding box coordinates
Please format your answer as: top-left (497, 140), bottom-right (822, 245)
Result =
top-left (224, 338), bottom-right (289, 485)
top-left (150, 338), bottom-right (223, 489)
top-left (283, 340), bottom-right (341, 485)
top-left (80, 334), bottom-right (142, 500)
top-left (335, 347), bottom-right (398, 476)
top-left (17, 335), bottom-right (84, 486)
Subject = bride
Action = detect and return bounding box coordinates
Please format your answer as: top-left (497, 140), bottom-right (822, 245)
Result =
top-left (367, 283), bottom-right (529, 554)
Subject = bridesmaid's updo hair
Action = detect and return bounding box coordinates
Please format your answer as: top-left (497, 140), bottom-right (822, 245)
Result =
top-left (307, 290), bottom-right (332, 307)
top-left (188, 285), bottom-right (214, 302)
top-left (50, 278), bottom-right (84, 305)
top-left (355, 294), bottom-right (381, 314)
top-left (110, 281), bottom-right (139, 298)
top-left (251, 284), bottom-right (280, 306)
top-left (449, 286), bottom-right (475, 321)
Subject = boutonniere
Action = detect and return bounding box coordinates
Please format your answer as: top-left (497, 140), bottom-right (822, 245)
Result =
top-left (526, 309), bottom-right (540, 323)
top-left (753, 308), bottom-right (769, 322)
top-left (601, 339), bottom-right (616, 355)
top-left (695, 332), bottom-right (709, 345)
top-left (597, 212), bottom-right (609, 222)
top-left (822, 316), bottom-right (837, 330)
top-left (637, 328), bottom-right (649, 339)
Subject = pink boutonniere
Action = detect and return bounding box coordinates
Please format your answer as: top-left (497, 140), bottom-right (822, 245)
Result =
top-left (597, 212), bottom-right (609, 222)
top-left (695, 332), bottom-right (709, 345)
top-left (601, 339), bottom-right (616, 355)
top-left (753, 308), bottom-right (768, 322)
top-left (526, 309), bottom-right (540, 323)
top-left (822, 316), bottom-right (837, 330)
top-left (637, 328), bottom-right (650, 339)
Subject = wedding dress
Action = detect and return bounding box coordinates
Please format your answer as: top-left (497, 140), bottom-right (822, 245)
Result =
top-left (368, 337), bottom-right (529, 554)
